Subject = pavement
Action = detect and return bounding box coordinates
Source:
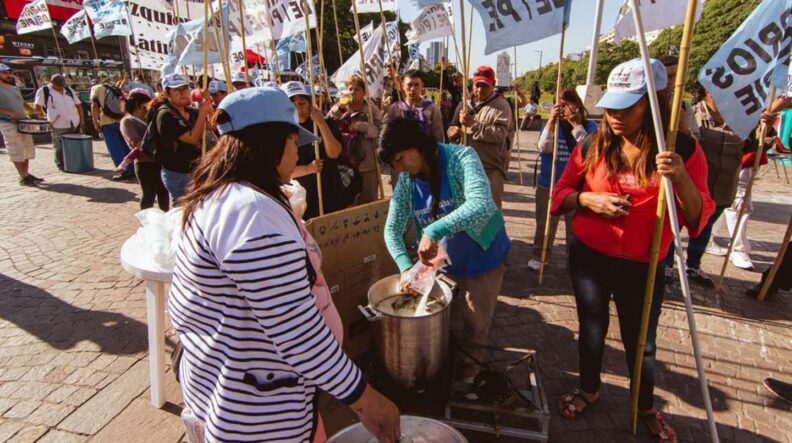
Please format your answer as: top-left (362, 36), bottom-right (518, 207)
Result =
top-left (0, 133), bottom-right (789, 442)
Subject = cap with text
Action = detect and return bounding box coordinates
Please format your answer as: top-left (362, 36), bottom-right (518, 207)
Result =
top-left (596, 58), bottom-right (668, 110)
top-left (161, 73), bottom-right (189, 90)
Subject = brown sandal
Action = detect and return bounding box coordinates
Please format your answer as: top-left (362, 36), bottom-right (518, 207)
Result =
top-left (640, 410), bottom-right (678, 443)
top-left (558, 389), bottom-right (594, 418)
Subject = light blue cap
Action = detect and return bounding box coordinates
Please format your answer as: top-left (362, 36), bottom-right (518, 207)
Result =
top-left (0, 64), bottom-right (10, 72)
top-left (596, 58), bottom-right (668, 110)
top-left (281, 81), bottom-right (310, 98)
top-left (217, 87), bottom-right (319, 147)
top-left (161, 73), bottom-right (189, 89)
top-left (261, 80), bottom-right (279, 88)
top-left (208, 80), bottom-right (227, 94)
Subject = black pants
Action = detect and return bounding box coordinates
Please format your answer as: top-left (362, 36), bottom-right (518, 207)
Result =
top-left (135, 162), bottom-right (169, 211)
top-left (569, 237), bottom-right (666, 411)
top-left (762, 242), bottom-right (792, 291)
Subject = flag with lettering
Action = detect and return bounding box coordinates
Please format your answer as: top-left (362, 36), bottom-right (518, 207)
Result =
top-left (61, 10), bottom-right (91, 44)
top-left (467, 0), bottom-right (573, 55)
top-left (90, 0), bottom-right (132, 39)
top-left (226, 0), bottom-right (316, 45)
top-left (16, 0), bottom-right (52, 35)
top-left (354, 22), bottom-right (374, 45)
top-left (332, 23), bottom-right (390, 98)
top-left (698, 0), bottom-right (792, 140)
top-left (406, 3), bottom-right (453, 44)
top-left (126, 0), bottom-right (204, 70)
top-left (352, 0), bottom-right (397, 14)
top-left (166, 5), bottom-right (228, 67)
top-left (296, 55), bottom-right (321, 83)
top-left (612, 0), bottom-right (703, 45)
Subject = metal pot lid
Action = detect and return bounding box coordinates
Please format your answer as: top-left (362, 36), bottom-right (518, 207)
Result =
top-left (327, 416), bottom-right (468, 443)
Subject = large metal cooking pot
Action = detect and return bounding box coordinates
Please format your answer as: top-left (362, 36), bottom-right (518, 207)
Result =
top-left (328, 415), bottom-right (468, 442)
top-left (17, 119), bottom-right (51, 134)
top-left (359, 274), bottom-right (455, 391)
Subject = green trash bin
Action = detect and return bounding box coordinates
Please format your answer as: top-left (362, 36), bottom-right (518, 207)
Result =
top-left (62, 134), bottom-right (94, 173)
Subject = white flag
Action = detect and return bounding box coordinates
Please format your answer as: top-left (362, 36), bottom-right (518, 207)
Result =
top-left (612, 0), bottom-right (703, 45)
top-left (92, 1), bottom-right (132, 39)
top-left (352, 0), bottom-right (397, 14)
top-left (226, 0), bottom-right (316, 46)
top-left (467, 0), bottom-right (572, 55)
top-left (16, 0), bottom-right (52, 35)
top-left (406, 3), bottom-right (453, 44)
top-left (332, 23), bottom-right (390, 98)
top-left (61, 10), bottom-right (91, 44)
top-left (354, 22), bottom-right (375, 45)
top-left (127, 0), bottom-right (204, 70)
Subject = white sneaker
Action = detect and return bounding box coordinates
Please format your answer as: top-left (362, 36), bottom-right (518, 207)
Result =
top-left (527, 259), bottom-right (542, 271)
top-left (730, 252), bottom-right (754, 270)
top-left (705, 242), bottom-right (728, 256)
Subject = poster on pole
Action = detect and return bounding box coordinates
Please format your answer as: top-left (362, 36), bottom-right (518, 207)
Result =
top-left (698, 0), bottom-right (792, 140)
top-left (16, 0), bottom-right (53, 35)
top-left (406, 3), bottom-right (453, 44)
top-left (61, 9), bottom-right (92, 44)
top-left (126, 0), bottom-right (203, 70)
top-left (612, 0), bottom-right (702, 45)
top-left (226, 0), bottom-right (316, 47)
top-left (351, 0), bottom-right (397, 14)
top-left (466, 0), bottom-right (573, 55)
top-left (354, 22), bottom-right (374, 45)
top-left (90, 1), bottom-right (133, 39)
top-left (332, 23), bottom-right (390, 98)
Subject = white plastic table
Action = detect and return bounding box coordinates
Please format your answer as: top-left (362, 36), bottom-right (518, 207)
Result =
top-left (120, 237), bottom-right (173, 408)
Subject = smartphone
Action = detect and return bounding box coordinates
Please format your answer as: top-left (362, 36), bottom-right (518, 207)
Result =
top-left (620, 194), bottom-right (632, 211)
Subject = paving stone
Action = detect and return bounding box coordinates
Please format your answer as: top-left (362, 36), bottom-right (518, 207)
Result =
top-left (3, 400), bottom-right (40, 419)
top-left (12, 425), bottom-right (49, 443)
top-left (26, 402), bottom-right (75, 427)
top-left (37, 429), bottom-right (89, 443)
top-left (0, 419), bottom-right (27, 441)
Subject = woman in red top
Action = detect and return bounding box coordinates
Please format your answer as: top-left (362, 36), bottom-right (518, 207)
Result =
top-left (551, 59), bottom-right (714, 442)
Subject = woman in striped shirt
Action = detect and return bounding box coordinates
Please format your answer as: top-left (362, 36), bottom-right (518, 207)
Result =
top-left (169, 87), bottom-right (400, 442)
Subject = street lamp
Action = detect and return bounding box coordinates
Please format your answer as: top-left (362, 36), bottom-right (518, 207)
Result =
top-left (534, 50), bottom-right (543, 70)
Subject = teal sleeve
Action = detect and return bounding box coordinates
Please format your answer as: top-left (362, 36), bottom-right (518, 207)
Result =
top-left (423, 147), bottom-right (499, 241)
top-left (384, 173), bottom-right (414, 273)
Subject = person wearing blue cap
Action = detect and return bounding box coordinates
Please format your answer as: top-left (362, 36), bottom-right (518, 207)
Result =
top-left (146, 73), bottom-right (212, 205)
top-left (169, 87), bottom-right (401, 443)
top-left (550, 58), bottom-right (715, 441)
top-left (206, 80), bottom-right (227, 107)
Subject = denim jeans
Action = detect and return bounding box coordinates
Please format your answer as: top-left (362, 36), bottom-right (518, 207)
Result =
top-left (569, 237), bottom-right (666, 411)
top-left (102, 122), bottom-right (132, 176)
top-left (665, 205), bottom-right (727, 269)
top-left (160, 167), bottom-right (190, 207)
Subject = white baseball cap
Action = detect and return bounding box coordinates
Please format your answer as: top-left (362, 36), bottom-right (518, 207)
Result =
top-left (231, 71), bottom-right (248, 84)
top-left (161, 73), bottom-right (189, 89)
top-left (208, 80), bottom-right (227, 94)
top-left (281, 81), bottom-right (310, 98)
top-left (596, 58), bottom-right (668, 110)
top-left (0, 64), bottom-right (10, 72)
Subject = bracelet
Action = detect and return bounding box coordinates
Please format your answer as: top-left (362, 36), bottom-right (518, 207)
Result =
top-left (576, 191), bottom-right (583, 209)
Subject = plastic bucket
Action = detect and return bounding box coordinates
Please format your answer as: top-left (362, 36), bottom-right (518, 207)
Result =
top-left (62, 134), bottom-right (94, 173)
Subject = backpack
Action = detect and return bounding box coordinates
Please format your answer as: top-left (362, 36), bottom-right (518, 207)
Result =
top-left (141, 105), bottom-right (170, 159)
top-left (101, 84), bottom-right (125, 120)
top-left (42, 86), bottom-right (75, 113)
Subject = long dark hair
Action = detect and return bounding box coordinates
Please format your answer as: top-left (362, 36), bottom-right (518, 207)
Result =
top-left (125, 92), bottom-right (151, 115)
top-left (181, 116), bottom-right (298, 228)
top-left (378, 117), bottom-right (442, 219)
top-left (582, 91), bottom-right (670, 188)
top-left (557, 88), bottom-right (589, 149)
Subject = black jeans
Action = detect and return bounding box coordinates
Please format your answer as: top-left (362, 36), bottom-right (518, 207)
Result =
top-left (569, 237), bottom-right (666, 411)
top-left (135, 162), bottom-right (169, 211)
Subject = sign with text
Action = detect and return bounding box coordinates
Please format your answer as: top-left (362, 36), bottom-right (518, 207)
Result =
top-left (467, 0), bottom-right (572, 55)
top-left (61, 9), bottom-right (91, 44)
top-left (406, 3), bottom-right (453, 44)
top-left (126, 0), bottom-right (204, 70)
top-left (351, 0), bottom-right (397, 14)
top-left (16, 0), bottom-right (53, 35)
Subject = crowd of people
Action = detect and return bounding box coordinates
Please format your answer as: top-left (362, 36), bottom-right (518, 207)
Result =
top-left (0, 52), bottom-right (789, 442)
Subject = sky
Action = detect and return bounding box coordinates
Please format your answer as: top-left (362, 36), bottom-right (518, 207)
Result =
top-left (398, 0), bottom-right (626, 77)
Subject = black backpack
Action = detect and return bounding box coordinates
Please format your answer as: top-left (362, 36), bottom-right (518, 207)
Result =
top-left (141, 105), bottom-right (169, 159)
top-left (42, 86), bottom-right (75, 112)
top-left (101, 84), bottom-right (125, 120)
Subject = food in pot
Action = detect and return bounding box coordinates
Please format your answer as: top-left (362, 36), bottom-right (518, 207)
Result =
top-left (375, 293), bottom-right (446, 317)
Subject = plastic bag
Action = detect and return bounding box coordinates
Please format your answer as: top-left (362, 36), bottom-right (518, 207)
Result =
top-left (132, 207), bottom-right (183, 271)
top-left (399, 246), bottom-right (451, 296)
top-left (281, 180), bottom-right (307, 220)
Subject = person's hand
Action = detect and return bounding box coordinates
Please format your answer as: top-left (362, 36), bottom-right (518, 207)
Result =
top-left (656, 151), bottom-right (689, 185)
top-left (350, 121), bottom-right (367, 133)
top-left (399, 270), bottom-right (418, 296)
top-left (198, 89), bottom-right (213, 114)
top-left (310, 106), bottom-right (325, 123)
top-left (311, 159), bottom-right (324, 174)
top-left (417, 234), bottom-right (438, 266)
top-left (564, 105), bottom-right (582, 126)
top-left (447, 125), bottom-right (460, 140)
top-left (579, 192), bottom-right (631, 218)
top-left (549, 104), bottom-right (563, 123)
top-left (351, 385), bottom-right (401, 443)
top-left (460, 110), bottom-right (474, 127)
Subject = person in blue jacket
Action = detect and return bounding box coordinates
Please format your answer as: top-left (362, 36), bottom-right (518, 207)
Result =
top-left (528, 88), bottom-right (598, 271)
top-left (379, 117), bottom-right (511, 382)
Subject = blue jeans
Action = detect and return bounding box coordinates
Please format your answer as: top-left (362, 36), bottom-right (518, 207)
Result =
top-left (161, 168), bottom-right (190, 206)
top-left (665, 205), bottom-right (727, 269)
top-left (102, 122), bottom-right (132, 175)
top-left (569, 237), bottom-right (666, 411)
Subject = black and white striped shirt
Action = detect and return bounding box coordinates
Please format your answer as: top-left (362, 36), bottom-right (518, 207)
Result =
top-left (168, 182), bottom-right (366, 442)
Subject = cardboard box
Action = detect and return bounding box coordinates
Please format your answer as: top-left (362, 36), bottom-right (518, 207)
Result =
top-left (305, 199), bottom-right (398, 358)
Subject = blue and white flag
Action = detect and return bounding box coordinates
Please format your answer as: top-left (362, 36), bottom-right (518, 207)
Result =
top-left (467, 0), bottom-right (572, 55)
top-left (61, 10), bottom-right (91, 44)
top-left (408, 43), bottom-right (421, 63)
top-left (277, 32), bottom-right (307, 54)
top-left (698, 0), bottom-right (792, 140)
top-left (352, 0), bottom-right (397, 13)
top-left (166, 5), bottom-right (229, 68)
top-left (410, 0), bottom-right (444, 9)
top-left (612, 0), bottom-right (702, 45)
top-left (92, 1), bottom-right (132, 39)
top-left (270, 46), bottom-right (292, 72)
top-left (296, 55), bottom-right (321, 83)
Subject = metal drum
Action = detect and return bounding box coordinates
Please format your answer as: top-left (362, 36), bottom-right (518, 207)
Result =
top-left (328, 415), bottom-right (468, 443)
top-left (17, 119), bottom-right (51, 134)
top-left (359, 275), bottom-right (455, 391)
top-left (62, 134), bottom-right (94, 173)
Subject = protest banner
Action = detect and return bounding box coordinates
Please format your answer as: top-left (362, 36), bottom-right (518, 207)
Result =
top-left (354, 21), bottom-right (374, 45)
top-left (4, 0), bottom-right (80, 21)
top-left (61, 9), bottom-right (92, 44)
top-left (406, 3), bottom-right (453, 45)
top-left (467, 0), bottom-right (572, 55)
top-left (166, 5), bottom-right (227, 67)
top-left (697, 0), bottom-right (792, 140)
top-left (351, 0), bottom-right (397, 14)
top-left (332, 23), bottom-right (390, 98)
top-left (612, 0), bottom-right (702, 45)
top-left (90, 1), bottom-right (133, 39)
top-left (127, 0), bottom-right (203, 70)
top-left (16, 0), bottom-right (53, 35)
top-left (225, 0), bottom-right (316, 47)
top-left (296, 55), bottom-right (321, 82)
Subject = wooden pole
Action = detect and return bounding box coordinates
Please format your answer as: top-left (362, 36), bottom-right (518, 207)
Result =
top-left (458, 0), bottom-right (468, 145)
top-left (50, 27), bottom-right (64, 66)
top-left (316, 0), bottom-right (333, 106)
top-left (514, 45), bottom-right (523, 185)
top-left (331, 0), bottom-right (344, 67)
top-left (201, 0), bottom-right (209, 156)
top-left (716, 87), bottom-right (777, 291)
top-left (303, 0), bottom-right (324, 216)
top-left (376, 0), bottom-right (402, 105)
top-left (758, 216), bottom-right (792, 300)
top-left (210, 4), bottom-right (233, 90)
top-left (237, 0), bottom-right (250, 85)
top-left (537, 26), bottom-right (566, 285)
top-left (216, 2), bottom-right (234, 83)
top-left (350, 0), bottom-right (384, 199)
top-left (627, 1), bottom-right (718, 440)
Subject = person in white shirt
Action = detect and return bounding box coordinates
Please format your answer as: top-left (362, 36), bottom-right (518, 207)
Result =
top-left (34, 74), bottom-right (84, 171)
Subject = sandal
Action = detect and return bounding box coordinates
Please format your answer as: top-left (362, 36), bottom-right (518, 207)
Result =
top-left (558, 388), bottom-right (595, 418)
top-left (640, 410), bottom-right (678, 443)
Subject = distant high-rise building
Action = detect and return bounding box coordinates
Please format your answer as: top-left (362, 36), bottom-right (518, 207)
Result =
top-left (496, 52), bottom-right (512, 87)
top-left (425, 41), bottom-right (447, 68)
